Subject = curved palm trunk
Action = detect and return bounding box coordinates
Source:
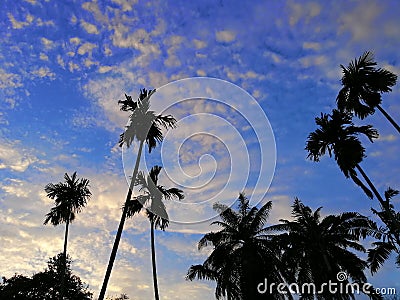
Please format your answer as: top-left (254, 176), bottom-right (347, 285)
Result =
top-left (376, 104), bottom-right (400, 134)
top-left (99, 140), bottom-right (145, 300)
top-left (61, 216), bottom-right (69, 300)
top-left (150, 219), bottom-right (160, 300)
top-left (355, 164), bottom-right (385, 206)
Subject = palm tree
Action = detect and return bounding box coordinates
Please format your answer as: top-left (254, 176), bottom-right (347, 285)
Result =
top-left (271, 198), bottom-right (381, 300)
top-left (44, 172), bottom-right (91, 300)
top-left (187, 193), bottom-right (290, 300)
top-left (99, 89), bottom-right (177, 300)
top-left (337, 51), bottom-right (399, 133)
top-left (368, 188), bottom-right (400, 273)
top-left (125, 166), bottom-right (184, 300)
top-left (306, 109), bottom-right (386, 206)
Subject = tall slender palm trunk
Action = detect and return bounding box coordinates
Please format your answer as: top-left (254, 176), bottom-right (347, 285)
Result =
top-left (376, 105), bottom-right (400, 134)
top-left (150, 219), bottom-right (160, 300)
top-left (355, 164), bottom-right (385, 205)
top-left (99, 140), bottom-right (145, 300)
top-left (61, 217), bottom-right (69, 300)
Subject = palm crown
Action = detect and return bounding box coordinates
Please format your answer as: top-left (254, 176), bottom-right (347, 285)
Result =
top-left (272, 198), bottom-right (380, 299)
top-left (187, 193), bottom-right (288, 300)
top-left (306, 109), bottom-right (379, 199)
top-left (118, 89), bottom-right (176, 152)
top-left (44, 172), bottom-right (91, 226)
top-left (126, 165), bottom-right (184, 230)
top-left (337, 51), bottom-right (397, 119)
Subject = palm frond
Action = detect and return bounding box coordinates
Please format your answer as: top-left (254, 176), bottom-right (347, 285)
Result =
top-left (186, 264), bottom-right (218, 281)
top-left (368, 241), bottom-right (396, 274)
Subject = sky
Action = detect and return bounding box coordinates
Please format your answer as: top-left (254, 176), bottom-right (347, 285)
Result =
top-left (0, 0), bottom-right (400, 299)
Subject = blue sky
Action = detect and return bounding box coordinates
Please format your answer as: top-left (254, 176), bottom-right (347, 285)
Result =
top-left (0, 0), bottom-right (400, 298)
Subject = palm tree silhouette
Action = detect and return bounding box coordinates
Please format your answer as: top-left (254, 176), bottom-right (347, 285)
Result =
top-left (368, 188), bottom-right (400, 273)
top-left (306, 109), bottom-right (386, 205)
top-left (99, 90), bottom-right (177, 300)
top-left (337, 51), bottom-right (399, 133)
top-left (272, 198), bottom-right (380, 299)
top-left (44, 171), bottom-right (91, 300)
top-left (187, 193), bottom-right (289, 300)
top-left (125, 166), bottom-right (184, 300)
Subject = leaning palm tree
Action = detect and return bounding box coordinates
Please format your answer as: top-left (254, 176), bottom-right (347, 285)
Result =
top-left (99, 89), bottom-right (177, 300)
top-left (271, 198), bottom-right (381, 300)
top-left (337, 51), bottom-right (399, 133)
top-left (125, 166), bottom-right (184, 300)
top-left (368, 188), bottom-right (400, 273)
top-left (44, 171), bottom-right (91, 300)
top-left (187, 193), bottom-right (290, 300)
top-left (306, 109), bottom-right (386, 206)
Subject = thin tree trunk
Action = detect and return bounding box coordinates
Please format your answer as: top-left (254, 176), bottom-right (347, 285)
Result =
top-left (355, 164), bottom-right (385, 206)
top-left (99, 140), bottom-right (145, 300)
top-left (377, 104), bottom-right (400, 134)
top-left (61, 216), bottom-right (69, 300)
top-left (356, 166), bottom-right (400, 247)
top-left (150, 219), bottom-right (160, 300)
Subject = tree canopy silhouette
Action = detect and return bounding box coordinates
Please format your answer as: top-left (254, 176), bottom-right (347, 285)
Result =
top-left (187, 193), bottom-right (289, 300)
top-left (0, 253), bottom-right (92, 299)
top-left (271, 198), bottom-right (382, 300)
top-left (337, 51), bottom-right (399, 133)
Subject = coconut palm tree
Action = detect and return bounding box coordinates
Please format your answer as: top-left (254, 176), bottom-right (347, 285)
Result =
top-left (337, 51), bottom-right (399, 133)
top-left (271, 198), bottom-right (381, 300)
top-left (187, 193), bottom-right (290, 300)
top-left (368, 188), bottom-right (400, 273)
top-left (125, 166), bottom-right (184, 300)
top-left (306, 109), bottom-right (385, 206)
top-left (99, 89), bottom-right (177, 300)
top-left (44, 171), bottom-right (91, 300)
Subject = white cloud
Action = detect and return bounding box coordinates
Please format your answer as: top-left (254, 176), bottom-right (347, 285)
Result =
top-left (68, 62), bottom-right (80, 72)
top-left (300, 54), bottom-right (327, 68)
top-left (57, 55), bottom-right (65, 68)
top-left (215, 30), bottom-right (236, 43)
top-left (78, 42), bottom-right (97, 56)
top-left (71, 15), bottom-right (78, 24)
top-left (377, 134), bottom-right (397, 142)
top-left (303, 41), bottom-right (321, 51)
top-left (104, 44), bottom-right (112, 56)
top-left (0, 139), bottom-right (40, 172)
top-left (39, 53), bottom-right (49, 61)
top-left (287, 0), bottom-right (321, 26)
top-left (338, 1), bottom-right (381, 41)
top-left (193, 39), bottom-right (206, 49)
top-left (41, 37), bottom-right (55, 49)
top-left (111, 0), bottom-right (136, 11)
top-left (0, 68), bottom-right (22, 89)
top-left (70, 37), bottom-right (81, 45)
top-left (111, 27), bottom-right (161, 63)
top-left (98, 66), bottom-right (114, 73)
top-left (82, 1), bottom-right (109, 24)
top-left (196, 70), bottom-right (206, 76)
top-left (84, 59), bottom-right (98, 68)
top-left (8, 13), bottom-right (34, 29)
top-left (81, 20), bottom-right (99, 34)
top-left (31, 67), bottom-right (56, 79)
top-left (36, 18), bottom-right (55, 26)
